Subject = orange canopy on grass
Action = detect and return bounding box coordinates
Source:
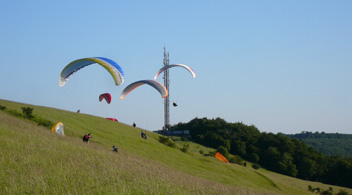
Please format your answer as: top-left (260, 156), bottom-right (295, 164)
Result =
top-left (215, 152), bottom-right (229, 163)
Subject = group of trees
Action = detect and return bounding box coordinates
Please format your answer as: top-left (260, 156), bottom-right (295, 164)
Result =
top-left (170, 117), bottom-right (352, 188)
top-left (287, 131), bottom-right (352, 158)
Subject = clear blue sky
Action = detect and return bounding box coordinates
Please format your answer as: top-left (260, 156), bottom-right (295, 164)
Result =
top-left (1, 0), bottom-right (351, 134)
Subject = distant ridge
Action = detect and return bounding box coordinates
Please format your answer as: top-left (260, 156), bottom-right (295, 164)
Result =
top-left (286, 131), bottom-right (352, 157)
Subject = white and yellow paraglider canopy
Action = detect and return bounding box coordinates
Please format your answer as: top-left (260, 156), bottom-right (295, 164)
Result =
top-left (52, 122), bottom-right (65, 136)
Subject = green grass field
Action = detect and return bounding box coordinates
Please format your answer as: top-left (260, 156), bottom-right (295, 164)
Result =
top-left (1, 99), bottom-right (351, 194)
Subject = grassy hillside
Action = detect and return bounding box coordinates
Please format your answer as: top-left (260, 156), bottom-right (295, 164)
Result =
top-left (1, 99), bottom-right (351, 195)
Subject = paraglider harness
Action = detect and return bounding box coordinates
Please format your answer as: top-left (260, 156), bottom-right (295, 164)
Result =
top-left (141, 131), bottom-right (147, 140)
top-left (113, 146), bottom-right (118, 152)
top-left (83, 134), bottom-right (91, 142)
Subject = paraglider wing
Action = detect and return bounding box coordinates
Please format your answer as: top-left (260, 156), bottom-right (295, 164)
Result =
top-left (154, 64), bottom-right (196, 79)
top-left (120, 80), bottom-right (168, 100)
top-left (99, 93), bottom-right (112, 104)
top-left (106, 118), bottom-right (118, 122)
top-left (215, 152), bottom-right (229, 163)
top-left (52, 122), bottom-right (65, 136)
top-left (59, 57), bottom-right (124, 87)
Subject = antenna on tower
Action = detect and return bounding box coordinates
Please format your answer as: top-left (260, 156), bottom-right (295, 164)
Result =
top-left (163, 47), bottom-right (170, 130)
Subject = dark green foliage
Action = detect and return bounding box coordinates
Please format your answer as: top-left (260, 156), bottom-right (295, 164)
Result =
top-left (319, 155), bottom-right (352, 188)
top-left (307, 185), bottom-right (340, 195)
top-left (203, 150), bottom-right (216, 157)
top-left (315, 187), bottom-right (321, 193)
top-left (252, 164), bottom-right (260, 170)
top-left (320, 189), bottom-right (333, 195)
top-left (201, 132), bottom-right (231, 151)
top-left (171, 117), bottom-right (352, 188)
top-left (308, 185), bottom-right (314, 192)
top-left (217, 146), bottom-right (229, 159)
top-left (287, 131), bottom-right (352, 158)
top-left (21, 107), bottom-right (34, 119)
top-left (158, 136), bottom-right (169, 143)
top-left (199, 150), bottom-right (204, 155)
top-left (228, 155), bottom-right (243, 165)
top-left (0, 105), bottom-right (6, 110)
top-left (261, 146), bottom-right (280, 170)
top-left (248, 153), bottom-right (259, 163)
top-left (158, 136), bottom-right (176, 148)
top-left (336, 189), bottom-right (349, 195)
top-left (278, 153), bottom-right (298, 177)
top-left (32, 117), bottom-right (54, 129)
top-left (231, 140), bottom-right (246, 156)
top-left (181, 144), bottom-right (189, 153)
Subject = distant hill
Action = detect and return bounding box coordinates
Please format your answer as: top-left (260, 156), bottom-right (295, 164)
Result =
top-left (286, 131), bottom-right (352, 158)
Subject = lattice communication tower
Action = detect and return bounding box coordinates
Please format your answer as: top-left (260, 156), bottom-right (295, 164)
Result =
top-left (162, 47), bottom-right (170, 130)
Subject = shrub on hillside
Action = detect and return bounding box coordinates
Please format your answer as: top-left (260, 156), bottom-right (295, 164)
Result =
top-left (217, 146), bottom-right (230, 159)
top-left (336, 189), bottom-right (349, 195)
top-left (33, 117), bottom-right (54, 129)
top-left (204, 150), bottom-right (216, 157)
top-left (180, 137), bottom-right (188, 141)
top-left (0, 105), bottom-right (6, 110)
top-left (158, 136), bottom-right (176, 148)
top-left (252, 164), bottom-right (260, 170)
top-left (229, 155), bottom-right (243, 165)
top-left (21, 107), bottom-right (34, 119)
top-left (181, 144), bottom-right (189, 153)
top-left (308, 185), bottom-right (314, 192)
top-left (307, 186), bottom-right (343, 195)
top-left (320, 189), bottom-right (333, 195)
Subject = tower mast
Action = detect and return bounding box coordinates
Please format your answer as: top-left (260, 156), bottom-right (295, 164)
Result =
top-left (163, 47), bottom-right (170, 130)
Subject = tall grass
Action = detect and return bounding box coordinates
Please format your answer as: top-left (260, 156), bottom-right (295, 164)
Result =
top-left (1, 99), bottom-right (351, 194)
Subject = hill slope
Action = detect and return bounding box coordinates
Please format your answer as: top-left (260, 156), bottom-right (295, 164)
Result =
top-left (1, 99), bottom-right (351, 194)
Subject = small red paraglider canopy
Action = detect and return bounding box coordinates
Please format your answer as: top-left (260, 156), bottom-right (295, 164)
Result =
top-left (99, 93), bottom-right (112, 104)
top-left (106, 118), bottom-right (118, 122)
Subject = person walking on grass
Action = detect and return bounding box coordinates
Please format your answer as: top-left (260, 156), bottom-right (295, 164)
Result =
top-left (83, 133), bottom-right (92, 143)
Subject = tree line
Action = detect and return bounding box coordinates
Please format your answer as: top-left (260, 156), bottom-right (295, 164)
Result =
top-left (170, 117), bottom-right (352, 188)
top-left (286, 131), bottom-right (352, 158)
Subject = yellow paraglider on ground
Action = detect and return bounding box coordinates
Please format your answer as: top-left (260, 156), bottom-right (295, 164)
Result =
top-left (52, 122), bottom-right (65, 136)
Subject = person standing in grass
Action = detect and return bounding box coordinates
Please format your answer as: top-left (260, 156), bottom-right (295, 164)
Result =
top-left (112, 146), bottom-right (118, 152)
top-left (83, 133), bottom-right (92, 143)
